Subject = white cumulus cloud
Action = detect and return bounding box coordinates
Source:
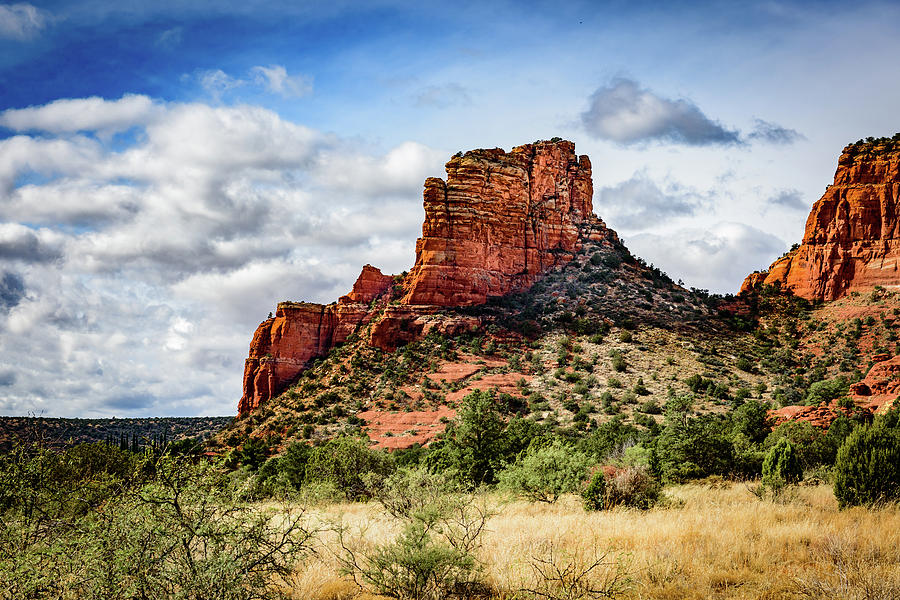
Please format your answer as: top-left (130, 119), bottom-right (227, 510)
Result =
top-left (0, 95), bottom-right (162, 135)
top-left (627, 222), bottom-right (786, 293)
top-left (582, 78), bottom-right (740, 146)
top-left (0, 95), bottom-right (444, 417)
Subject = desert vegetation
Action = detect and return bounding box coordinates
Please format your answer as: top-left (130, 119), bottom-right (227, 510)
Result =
top-left (4, 390), bottom-right (898, 599)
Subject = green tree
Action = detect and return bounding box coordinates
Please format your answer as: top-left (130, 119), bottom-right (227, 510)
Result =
top-left (833, 425), bottom-right (900, 507)
top-left (654, 413), bottom-right (735, 482)
top-left (498, 442), bottom-right (590, 503)
top-left (804, 377), bottom-right (849, 405)
top-left (305, 436), bottom-right (394, 500)
top-left (582, 470), bottom-right (607, 511)
top-left (762, 438), bottom-right (802, 491)
top-left (427, 390), bottom-right (506, 486)
top-left (731, 400), bottom-right (771, 444)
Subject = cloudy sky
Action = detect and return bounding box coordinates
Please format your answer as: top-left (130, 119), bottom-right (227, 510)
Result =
top-left (1, 1), bottom-right (898, 417)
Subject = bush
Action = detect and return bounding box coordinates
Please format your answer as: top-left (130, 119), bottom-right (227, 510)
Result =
top-left (0, 451), bottom-right (317, 600)
top-left (639, 399), bottom-right (661, 414)
top-left (305, 436), bottom-right (394, 500)
top-left (765, 420), bottom-right (835, 471)
top-left (685, 374), bottom-right (707, 394)
top-left (605, 466), bottom-right (660, 509)
top-left (633, 378), bottom-right (650, 396)
top-left (833, 426), bottom-right (900, 507)
top-left (805, 377), bottom-right (849, 406)
top-left (498, 442), bottom-right (591, 503)
top-left (761, 438), bottom-right (802, 491)
top-left (582, 470), bottom-right (607, 511)
top-left (349, 521), bottom-right (478, 600)
top-left (336, 489), bottom-right (494, 600)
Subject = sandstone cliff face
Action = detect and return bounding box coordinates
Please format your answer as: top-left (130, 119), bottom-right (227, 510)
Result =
top-left (238, 301), bottom-right (371, 414)
top-left (239, 139), bottom-right (614, 415)
top-left (741, 143), bottom-right (900, 301)
top-left (403, 140), bottom-right (600, 305)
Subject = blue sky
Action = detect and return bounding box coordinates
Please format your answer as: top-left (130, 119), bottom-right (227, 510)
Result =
top-left (1, 0), bottom-right (899, 417)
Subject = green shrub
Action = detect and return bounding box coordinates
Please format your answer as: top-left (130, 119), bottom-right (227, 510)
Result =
top-left (305, 436), bottom-right (394, 500)
top-left (582, 470), bottom-right (607, 510)
top-left (0, 452), bottom-right (316, 600)
top-left (335, 488), bottom-right (494, 600)
top-left (761, 439), bottom-right (802, 491)
top-left (618, 331), bottom-right (633, 343)
top-left (805, 377), bottom-right (849, 406)
top-left (639, 399), bottom-right (661, 414)
top-left (633, 378), bottom-right (650, 396)
top-left (633, 412), bottom-right (657, 430)
top-left (833, 426), bottom-right (900, 507)
top-left (351, 521), bottom-right (478, 600)
top-left (498, 442), bottom-right (591, 503)
top-left (685, 374), bottom-right (707, 393)
top-left (765, 420), bottom-right (835, 471)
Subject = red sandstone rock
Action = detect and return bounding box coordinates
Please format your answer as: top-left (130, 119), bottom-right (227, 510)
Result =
top-left (402, 140), bottom-right (612, 306)
top-left (368, 306), bottom-right (482, 352)
top-left (358, 406), bottom-right (456, 450)
top-left (851, 354), bottom-right (900, 414)
top-left (339, 265), bottom-right (394, 304)
top-left (238, 139), bottom-right (613, 415)
top-left (741, 144), bottom-right (900, 300)
top-left (238, 301), bottom-right (370, 414)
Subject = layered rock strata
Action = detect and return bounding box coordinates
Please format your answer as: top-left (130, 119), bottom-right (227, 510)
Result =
top-left (239, 139), bottom-right (615, 415)
top-left (741, 142), bottom-right (900, 301)
top-left (238, 302), bottom-right (371, 414)
top-left (403, 140), bottom-right (599, 305)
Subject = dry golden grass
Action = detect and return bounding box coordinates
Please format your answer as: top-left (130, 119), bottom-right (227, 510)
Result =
top-left (288, 482), bottom-right (900, 600)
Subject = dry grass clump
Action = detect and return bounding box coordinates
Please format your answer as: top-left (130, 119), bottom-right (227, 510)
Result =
top-left (290, 483), bottom-right (900, 600)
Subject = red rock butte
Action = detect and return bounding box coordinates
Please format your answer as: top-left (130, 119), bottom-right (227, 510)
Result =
top-left (238, 139), bottom-right (616, 415)
top-left (741, 142), bottom-right (900, 301)
top-left (403, 140), bottom-right (596, 305)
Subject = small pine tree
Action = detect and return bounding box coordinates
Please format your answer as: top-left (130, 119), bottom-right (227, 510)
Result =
top-left (582, 469), bottom-right (607, 511)
top-left (833, 426), bottom-right (900, 508)
top-left (762, 438), bottom-right (802, 491)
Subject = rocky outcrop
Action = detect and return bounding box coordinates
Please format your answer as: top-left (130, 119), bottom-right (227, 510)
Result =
top-left (238, 139), bottom-right (616, 415)
top-left (238, 301), bottom-right (371, 414)
top-left (339, 265), bottom-right (394, 304)
top-left (402, 140), bottom-right (605, 305)
top-left (368, 306), bottom-right (482, 352)
top-left (850, 354), bottom-right (900, 414)
top-left (741, 141), bottom-right (900, 301)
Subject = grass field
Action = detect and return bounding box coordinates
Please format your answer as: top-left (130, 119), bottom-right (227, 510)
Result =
top-left (288, 482), bottom-right (900, 600)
